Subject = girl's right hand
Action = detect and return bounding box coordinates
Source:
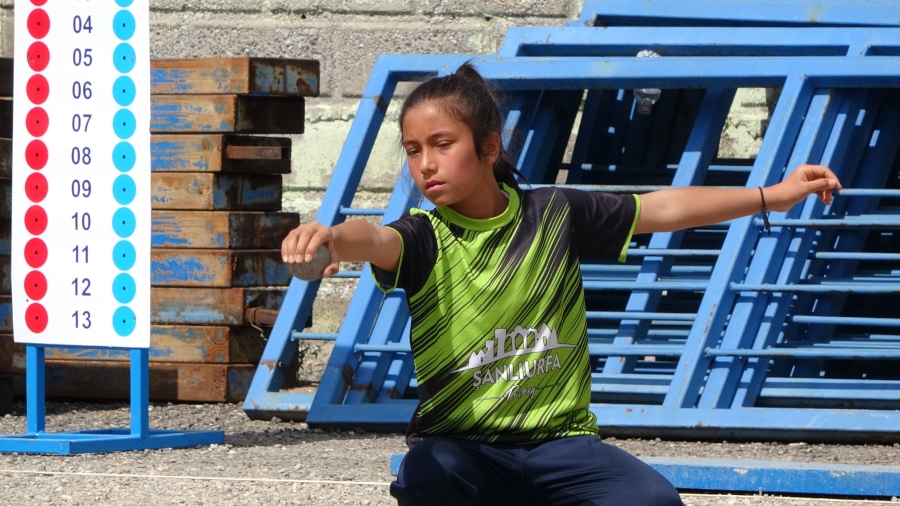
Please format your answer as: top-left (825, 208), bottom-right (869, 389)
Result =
top-left (281, 221), bottom-right (341, 277)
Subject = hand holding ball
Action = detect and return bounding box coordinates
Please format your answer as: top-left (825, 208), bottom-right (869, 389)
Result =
top-left (287, 245), bottom-right (331, 281)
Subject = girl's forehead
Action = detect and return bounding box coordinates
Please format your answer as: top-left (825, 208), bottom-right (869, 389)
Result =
top-left (402, 101), bottom-right (470, 136)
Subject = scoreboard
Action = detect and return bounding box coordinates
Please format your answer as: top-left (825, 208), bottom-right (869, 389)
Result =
top-left (12, 0), bottom-right (150, 348)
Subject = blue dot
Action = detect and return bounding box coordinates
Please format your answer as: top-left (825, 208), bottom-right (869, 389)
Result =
top-left (112, 142), bottom-right (136, 172)
top-left (112, 273), bottom-right (136, 304)
top-left (113, 76), bottom-right (136, 106)
top-left (113, 175), bottom-right (136, 205)
top-left (112, 208), bottom-right (136, 238)
top-left (112, 306), bottom-right (136, 337)
top-left (113, 240), bottom-right (136, 270)
top-left (116, 0), bottom-right (133, 6)
top-left (113, 43), bottom-right (136, 73)
top-left (112, 10), bottom-right (136, 40)
top-left (113, 109), bottom-right (136, 139)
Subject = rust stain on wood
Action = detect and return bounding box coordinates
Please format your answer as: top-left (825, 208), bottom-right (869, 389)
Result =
top-left (225, 145), bottom-right (283, 160)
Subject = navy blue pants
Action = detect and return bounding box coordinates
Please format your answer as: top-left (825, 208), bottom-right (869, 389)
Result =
top-left (390, 436), bottom-right (683, 506)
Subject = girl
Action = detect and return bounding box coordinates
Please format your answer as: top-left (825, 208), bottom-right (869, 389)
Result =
top-left (282, 63), bottom-right (841, 506)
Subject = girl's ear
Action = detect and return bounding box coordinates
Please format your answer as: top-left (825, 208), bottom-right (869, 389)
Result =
top-left (481, 132), bottom-right (501, 165)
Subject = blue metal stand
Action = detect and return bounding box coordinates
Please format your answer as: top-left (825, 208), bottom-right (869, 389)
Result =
top-left (0, 346), bottom-right (224, 455)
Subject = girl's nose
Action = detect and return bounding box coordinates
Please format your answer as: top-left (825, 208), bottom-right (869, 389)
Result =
top-left (420, 149), bottom-right (437, 173)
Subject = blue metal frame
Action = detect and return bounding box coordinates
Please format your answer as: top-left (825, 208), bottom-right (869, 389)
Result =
top-left (0, 345), bottom-right (223, 455)
top-left (244, 52), bottom-right (900, 431)
top-left (570, 0), bottom-right (900, 28)
top-left (243, 10), bottom-right (900, 449)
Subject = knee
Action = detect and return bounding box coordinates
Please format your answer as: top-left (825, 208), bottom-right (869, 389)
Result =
top-left (390, 439), bottom-right (478, 506)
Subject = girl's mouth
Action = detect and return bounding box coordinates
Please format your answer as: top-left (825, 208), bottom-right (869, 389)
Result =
top-left (426, 180), bottom-right (445, 190)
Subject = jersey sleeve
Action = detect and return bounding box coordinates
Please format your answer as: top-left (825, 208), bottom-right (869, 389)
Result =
top-left (370, 210), bottom-right (438, 295)
top-left (558, 187), bottom-right (640, 262)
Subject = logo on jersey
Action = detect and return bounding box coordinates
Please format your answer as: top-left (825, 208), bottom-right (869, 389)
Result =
top-left (456, 324), bottom-right (575, 391)
top-left (455, 324), bottom-right (574, 372)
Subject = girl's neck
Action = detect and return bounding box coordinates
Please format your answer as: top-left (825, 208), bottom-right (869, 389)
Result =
top-left (448, 184), bottom-right (509, 220)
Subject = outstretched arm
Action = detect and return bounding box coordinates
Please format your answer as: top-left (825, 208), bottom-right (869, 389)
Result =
top-left (634, 164), bottom-right (842, 234)
top-left (281, 220), bottom-right (401, 277)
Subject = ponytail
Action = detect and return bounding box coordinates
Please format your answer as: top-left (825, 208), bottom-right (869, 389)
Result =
top-left (400, 61), bottom-right (528, 190)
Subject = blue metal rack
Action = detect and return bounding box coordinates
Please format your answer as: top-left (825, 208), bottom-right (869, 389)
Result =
top-left (245, 50), bottom-right (900, 436)
top-left (0, 346), bottom-right (223, 455)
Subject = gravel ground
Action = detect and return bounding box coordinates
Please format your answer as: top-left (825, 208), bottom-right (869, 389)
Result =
top-left (0, 401), bottom-right (898, 506)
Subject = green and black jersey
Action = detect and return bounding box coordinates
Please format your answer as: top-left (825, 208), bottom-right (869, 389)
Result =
top-left (373, 184), bottom-right (639, 444)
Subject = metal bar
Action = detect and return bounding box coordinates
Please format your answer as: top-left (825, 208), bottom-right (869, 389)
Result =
top-left (574, 0), bottom-right (900, 28)
top-left (583, 281), bottom-right (708, 291)
top-left (130, 349), bottom-right (149, 438)
top-left (813, 252), bottom-right (900, 261)
top-left (756, 217), bottom-right (900, 228)
top-left (586, 312), bottom-right (697, 321)
top-left (731, 283), bottom-right (900, 294)
top-left (25, 346), bottom-right (45, 435)
top-left (290, 332), bottom-right (339, 341)
top-left (706, 348), bottom-right (900, 359)
top-left (339, 206), bottom-right (386, 216)
top-left (502, 26), bottom-right (900, 57)
top-left (792, 316), bottom-right (900, 327)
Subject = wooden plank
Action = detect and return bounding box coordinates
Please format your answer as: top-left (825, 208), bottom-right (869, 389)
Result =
top-left (0, 179), bottom-right (9, 218)
top-left (151, 249), bottom-right (290, 287)
top-left (0, 326), bottom-right (267, 366)
top-left (0, 256), bottom-right (9, 296)
top-left (6, 361), bottom-right (255, 402)
top-left (0, 138), bottom-right (11, 179)
top-left (0, 297), bottom-right (11, 333)
top-left (0, 98), bottom-right (10, 139)
top-left (150, 95), bottom-right (305, 134)
top-left (0, 374), bottom-right (11, 416)
top-left (151, 211), bottom-right (300, 249)
top-left (150, 287), bottom-right (286, 325)
top-left (150, 134), bottom-right (291, 173)
top-left (0, 58), bottom-right (11, 97)
top-left (226, 145), bottom-right (283, 159)
top-left (151, 173), bottom-right (283, 211)
top-left (0, 223), bottom-right (9, 256)
top-left (150, 57), bottom-right (319, 96)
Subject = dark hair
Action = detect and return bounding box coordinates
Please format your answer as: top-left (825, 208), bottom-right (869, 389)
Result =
top-left (399, 61), bottom-right (527, 190)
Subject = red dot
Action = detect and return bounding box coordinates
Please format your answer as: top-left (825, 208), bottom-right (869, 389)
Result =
top-left (24, 205), bottom-right (48, 235)
top-left (24, 238), bottom-right (48, 268)
top-left (31, 0), bottom-right (47, 5)
top-left (25, 107), bottom-right (49, 137)
top-left (26, 74), bottom-right (50, 104)
top-left (24, 270), bottom-right (47, 301)
top-left (25, 304), bottom-right (48, 333)
top-left (25, 140), bottom-right (48, 170)
top-left (25, 172), bottom-right (49, 202)
top-left (27, 9), bottom-right (50, 39)
top-left (26, 42), bottom-right (50, 72)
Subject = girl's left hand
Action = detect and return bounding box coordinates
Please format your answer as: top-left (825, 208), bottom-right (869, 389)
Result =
top-left (767, 164), bottom-right (842, 212)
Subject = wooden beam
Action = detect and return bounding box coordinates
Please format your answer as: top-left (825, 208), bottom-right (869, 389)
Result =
top-left (0, 59), bottom-right (10, 97)
top-left (150, 57), bottom-right (319, 96)
top-left (0, 326), bottom-right (268, 365)
top-left (0, 98), bottom-right (10, 139)
top-left (151, 249), bottom-right (290, 287)
top-left (151, 211), bottom-right (300, 249)
top-left (6, 361), bottom-right (256, 402)
top-left (0, 138), bottom-right (10, 179)
top-left (150, 287), bottom-right (286, 325)
top-left (151, 134), bottom-right (291, 173)
top-left (151, 173), bottom-right (283, 211)
top-left (150, 95), bottom-right (305, 133)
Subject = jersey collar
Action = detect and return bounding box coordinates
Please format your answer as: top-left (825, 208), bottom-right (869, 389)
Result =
top-left (436, 183), bottom-right (520, 231)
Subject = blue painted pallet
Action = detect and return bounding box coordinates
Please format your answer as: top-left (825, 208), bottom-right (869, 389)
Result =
top-left (389, 453), bottom-right (900, 497)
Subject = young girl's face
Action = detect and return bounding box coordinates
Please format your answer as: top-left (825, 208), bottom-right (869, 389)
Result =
top-left (401, 100), bottom-right (497, 212)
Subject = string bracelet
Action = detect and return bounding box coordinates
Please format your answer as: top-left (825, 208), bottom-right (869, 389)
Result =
top-left (758, 186), bottom-right (771, 235)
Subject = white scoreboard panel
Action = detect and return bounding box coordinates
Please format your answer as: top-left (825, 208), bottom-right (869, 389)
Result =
top-left (12, 0), bottom-right (150, 348)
